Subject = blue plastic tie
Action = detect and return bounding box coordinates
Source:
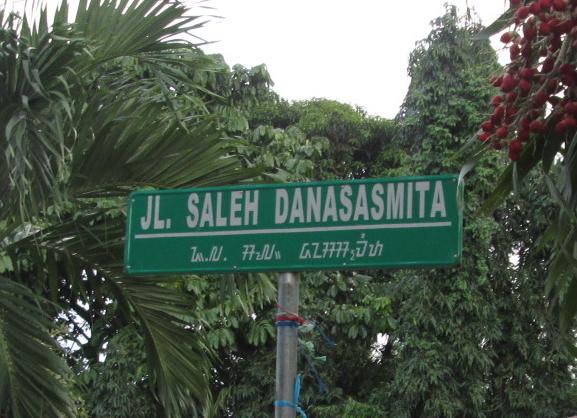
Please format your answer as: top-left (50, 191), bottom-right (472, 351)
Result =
top-left (311, 321), bottom-right (337, 348)
top-left (274, 374), bottom-right (307, 418)
top-left (300, 346), bottom-right (327, 394)
top-left (275, 320), bottom-right (300, 328)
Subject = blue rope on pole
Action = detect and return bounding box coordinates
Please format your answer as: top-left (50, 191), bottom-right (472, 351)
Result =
top-left (274, 374), bottom-right (307, 418)
top-left (275, 320), bottom-right (301, 328)
top-left (299, 346), bottom-right (327, 394)
top-left (309, 321), bottom-right (337, 348)
top-left (274, 309), bottom-right (334, 414)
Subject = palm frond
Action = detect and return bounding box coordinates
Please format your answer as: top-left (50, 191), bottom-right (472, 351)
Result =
top-left (0, 11), bottom-right (84, 219)
top-left (73, 0), bottom-right (205, 63)
top-left (68, 97), bottom-right (256, 197)
top-left (0, 0), bottom-right (228, 220)
top-left (111, 277), bottom-right (214, 417)
top-left (0, 279), bottom-right (76, 418)
top-left (9, 212), bottom-right (216, 416)
top-left (1, 2), bottom-right (263, 416)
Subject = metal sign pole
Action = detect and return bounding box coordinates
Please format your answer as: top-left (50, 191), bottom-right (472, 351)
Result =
top-left (275, 272), bottom-right (299, 418)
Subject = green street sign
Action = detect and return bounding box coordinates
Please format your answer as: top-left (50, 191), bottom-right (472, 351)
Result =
top-left (124, 174), bottom-right (463, 275)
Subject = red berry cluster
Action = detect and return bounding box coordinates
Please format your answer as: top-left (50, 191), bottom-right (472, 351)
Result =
top-left (479, 0), bottom-right (577, 161)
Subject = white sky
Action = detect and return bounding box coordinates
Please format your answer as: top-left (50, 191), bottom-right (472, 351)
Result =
top-left (5, 0), bottom-right (508, 118)
top-left (197, 1), bottom-right (508, 118)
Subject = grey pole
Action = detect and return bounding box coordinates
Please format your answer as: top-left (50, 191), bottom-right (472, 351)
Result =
top-left (275, 272), bottom-right (299, 418)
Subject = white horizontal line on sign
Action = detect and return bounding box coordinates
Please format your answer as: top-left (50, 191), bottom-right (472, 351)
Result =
top-left (134, 221), bottom-right (452, 239)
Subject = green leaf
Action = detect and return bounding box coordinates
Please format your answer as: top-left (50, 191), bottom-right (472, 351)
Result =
top-left (112, 278), bottom-right (214, 417)
top-left (561, 276), bottom-right (577, 333)
top-left (473, 8), bottom-right (515, 41)
top-left (0, 279), bottom-right (76, 418)
top-left (478, 135), bottom-right (543, 214)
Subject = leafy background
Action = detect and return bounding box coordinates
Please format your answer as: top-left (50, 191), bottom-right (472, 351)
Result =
top-left (1, 2), bottom-right (577, 418)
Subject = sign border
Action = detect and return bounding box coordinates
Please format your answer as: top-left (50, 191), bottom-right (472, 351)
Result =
top-left (124, 174), bottom-right (464, 275)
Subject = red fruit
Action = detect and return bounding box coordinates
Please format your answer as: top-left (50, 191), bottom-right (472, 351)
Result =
top-left (520, 67), bottom-right (536, 79)
top-left (540, 0), bottom-right (553, 8)
top-left (493, 106), bottom-right (506, 122)
top-left (560, 65), bottom-right (577, 86)
top-left (541, 57), bottom-right (555, 73)
top-left (524, 23), bottom-right (537, 40)
top-left (551, 21), bottom-right (566, 37)
top-left (511, 0), bottom-right (522, 5)
top-left (520, 117), bottom-right (532, 130)
top-left (510, 43), bottom-right (521, 59)
top-left (564, 101), bottom-right (577, 114)
top-left (501, 74), bottom-right (519, 92)
top-left (565, 116), bottom-right (577, 129)
top-left (509, 148), bottom-right (521, 161)
top-left (528, 109), bottom-right (543, 119)
top-left (500, 31), bottom-right (515, 44)
top-left (556, 20), bottom-right (575, 34)
top-left (519, 78), bottom-right (533, 95)
top-left (555, 119), bottom-right (568, 133)
top-left (533, 90), bottom-right (549, 107)
top-left (530, 119), bottom-right (547, 133)
top-left (548, 18), bottom-right (561, 33)
top-left (540, 21), bottom-right (552, 34)
top-left (546, 78), bottom-right (559, 94)
top-left (518, 129), bottom-right (530, 141)
top-left (482, 120), bottom-right (494, 132)
top-left (529, 1), bottom-right (542, 13)
top-left (521, 43), bottom-right (533, 58)
top-left (510, 139), bottom-right (524, 153)
top-left (510, 44), bottom-right (522, 59)
top-left (493, 141), bottom-right (503, 150)
top-left (491, 95), bottom-right (504, 107)
top-left (491, 75), bottom-right (504, 87)
top-left (506, 106), bottom-right (519, 118)
top-left (553, 0), bottom-right (567, 10)
top-left (516, 6), bottom-right (531, 19)
top-left (561, 73), bottom-right (577, 86)
top-left (560, 63), bottom-right (575, 76)
top-left (478, 132), bottom-right (491, 142)
top-left (507, 91), bottom-right (518, 103)
top-left (496, 126), bottom-right (509, 139)
top-left (550, 39), bottom-right (562, 52)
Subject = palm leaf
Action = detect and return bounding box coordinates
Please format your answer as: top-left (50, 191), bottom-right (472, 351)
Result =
top-left (9, 211), bottom-right (217, 416)
top-left (112, 277), bottom-right (214, 416)
top-left (73, 0), bottom-right (203, 63)
top-left (473, 7), bottom-right (515, 40)
top-left (1, 2), bottom-right (262, 416)
top-left (68, 97), bottom-right (257, 197)
top-left (0, 279), bottom-right (76, 418)
top-left (0, 0), bottom-right (227, 220)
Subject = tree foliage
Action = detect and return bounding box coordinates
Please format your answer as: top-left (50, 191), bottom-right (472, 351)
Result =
top-left (2, 2), bottom-right (577, 418)
top-left (249, 98), bottom-right (395, 179)
top-left (465, 0), bottom-right (577, 335)
top-left (220, 6), bottom-right (577, 418)
top-left (0, 1), bottom-right (260, 416)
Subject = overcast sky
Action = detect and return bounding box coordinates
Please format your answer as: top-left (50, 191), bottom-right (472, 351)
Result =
top-left (197, 1), bottom-right (508, 118)
top-left (6, 0), bottom-right (508, 118)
